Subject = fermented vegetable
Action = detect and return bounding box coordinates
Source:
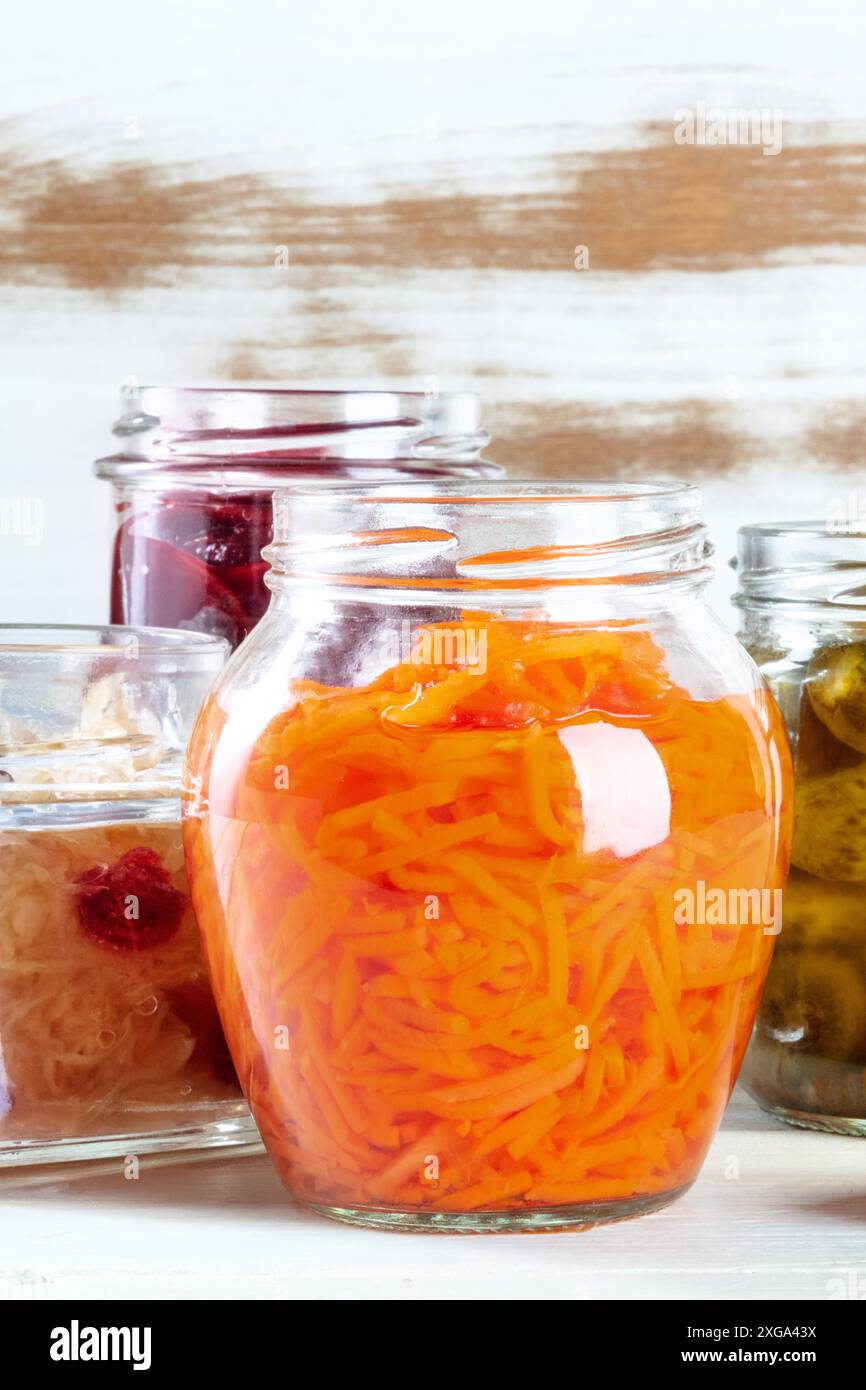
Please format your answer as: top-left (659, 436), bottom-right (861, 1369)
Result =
top-left (185, 616), bottom-right (789, 1219)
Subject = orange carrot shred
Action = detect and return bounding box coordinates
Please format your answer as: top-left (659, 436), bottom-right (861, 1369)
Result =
top-left (184, 614), bottom-right (790, 1215)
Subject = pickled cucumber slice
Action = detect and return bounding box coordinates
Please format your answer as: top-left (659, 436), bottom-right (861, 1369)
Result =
top-left (782, 868), bottom-right (866, 949)
top-left (796, 696), bottom-right (863, 779)
top-left (758, 948), bottom-right (866, 1063)
top-left (807, 642), bottom-right (866, 753)
top-left (792, 763), bottom-right (866, 880)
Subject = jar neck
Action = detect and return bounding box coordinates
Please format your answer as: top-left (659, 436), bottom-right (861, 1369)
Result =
top-left (263, 482), bottom-right (713, 614)
top-left (96, 386), bottom-right (489, 480)
top-left (737, 605), bottom-right (866, 655)
top-left (0, 625), bottom-right (226, 816)
top-left (735, 521), bottom-right (866, 626)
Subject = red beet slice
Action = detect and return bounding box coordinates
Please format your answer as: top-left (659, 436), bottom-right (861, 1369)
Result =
top-left (219, 560), bottom-right (271, 627)
top-left (111, 530), bottom-right (250, 644)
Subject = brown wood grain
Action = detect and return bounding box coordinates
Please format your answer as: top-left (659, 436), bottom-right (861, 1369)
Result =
top-left (487, 401), bottom-right (757, 479)
top-left (805, 405), bottom-right (866, 469)
top-left (3, 126), bottom-right (866, 292)
top-left (2, 119), bottom-right (864, 490)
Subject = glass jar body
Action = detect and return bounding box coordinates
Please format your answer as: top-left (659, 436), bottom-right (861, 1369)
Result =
top-left (0, 626), bottom-right (259, 1167)
top-left (738, 603), bottom-right (866, 1135)
top-left (97, 388), bottom-right (495, 648)
top-left (183, 488), bottom-right (791, 1230)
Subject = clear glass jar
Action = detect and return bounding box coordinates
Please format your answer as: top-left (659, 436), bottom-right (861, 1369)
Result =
top-left (183, 482), bottom-right (791, 1232)
top-left (0, 624), bottom-right (259, 1166)
top-left (736, 523), bottom-right (866, 1135)
top-left (96, 386), bottom-right (497, 648)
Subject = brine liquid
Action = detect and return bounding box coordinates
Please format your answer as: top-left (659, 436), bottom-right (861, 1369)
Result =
top-left (0, 820), bottom-right (242, 1146)
top-left (184, 619), bottom-right (791, 1216)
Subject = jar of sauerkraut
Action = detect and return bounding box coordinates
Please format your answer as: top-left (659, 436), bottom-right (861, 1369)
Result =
top-left (183, 483), bottom-right (792, 1231)
top-left (96, 386), bottom-right (497, 648)
top-left (0, 625), bottom-right (258, 1166)
top-left (736, 523), bottom-right (866, 1135)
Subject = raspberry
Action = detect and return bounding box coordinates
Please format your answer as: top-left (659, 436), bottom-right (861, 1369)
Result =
top-left (75, 847), bottom-right (187, 950)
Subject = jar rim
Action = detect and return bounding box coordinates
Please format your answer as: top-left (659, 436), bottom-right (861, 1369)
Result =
top-left (94, 452), bottom-right (502, 486)
top-left (738, 520), bottom-right (866, 541)
top-left (116, 384), bottom-right (482, 406)
top-left (272, 479), bottom-right (699, 504)
top-left (98, 385), bottom-right (489, 472)
top-left (265, 478), bottom-right (711, 597)
top-left (0, 623), bottom-right (228, 662)
top-left (734, 520), bottom-right (866, 617)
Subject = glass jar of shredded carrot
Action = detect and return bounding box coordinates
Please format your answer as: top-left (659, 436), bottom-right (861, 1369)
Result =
top-left (183, 483), bottom-right (792, 1231)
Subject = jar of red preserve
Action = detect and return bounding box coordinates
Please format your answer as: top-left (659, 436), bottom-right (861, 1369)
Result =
top-left (96, 387), bottom-right (497, 648)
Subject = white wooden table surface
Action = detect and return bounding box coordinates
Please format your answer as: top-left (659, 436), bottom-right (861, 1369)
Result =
top-left (1, 1091), bottom-right (863, 1302)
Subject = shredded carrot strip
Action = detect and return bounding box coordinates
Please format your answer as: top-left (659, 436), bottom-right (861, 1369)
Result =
top-left (184, 614), bottom-right (791, 1215)
top-left (317, 781), bottom-right (456, 845)
top-left (474, 1094), bottom-right (561, 1158)
top-left (635, 934), bottom-right (690, 1072)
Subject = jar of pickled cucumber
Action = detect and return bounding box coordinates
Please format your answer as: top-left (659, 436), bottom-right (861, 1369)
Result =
top-left (736, 523), bottom-right (866, 1135)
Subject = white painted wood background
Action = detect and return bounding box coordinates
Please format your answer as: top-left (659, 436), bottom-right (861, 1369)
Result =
top-left (3, 0), bottom-right (866, 621)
